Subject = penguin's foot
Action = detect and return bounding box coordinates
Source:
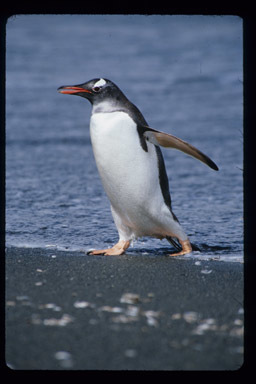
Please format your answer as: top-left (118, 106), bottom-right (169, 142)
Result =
top-left (88, 240), bottom-right (130, 256)
top-left (169, 239), bottom-right (192, 257)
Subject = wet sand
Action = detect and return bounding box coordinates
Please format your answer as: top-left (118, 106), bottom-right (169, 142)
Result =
top-left (5, 246), bottom-right (243, 370)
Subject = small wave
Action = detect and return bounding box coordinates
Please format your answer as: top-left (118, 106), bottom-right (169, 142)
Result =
top-left (6, 137), bottom-right (90, 147)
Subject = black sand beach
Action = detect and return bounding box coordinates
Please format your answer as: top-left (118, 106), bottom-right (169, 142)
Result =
top-left (5, 247), bottom-right (243, 371)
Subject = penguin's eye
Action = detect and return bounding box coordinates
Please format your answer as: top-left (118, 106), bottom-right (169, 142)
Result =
top-left (92, 86), bottom-right (101, 93)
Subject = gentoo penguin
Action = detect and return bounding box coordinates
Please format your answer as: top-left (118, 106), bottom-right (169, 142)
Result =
top-left (58, 78), bottom-right (218, 256)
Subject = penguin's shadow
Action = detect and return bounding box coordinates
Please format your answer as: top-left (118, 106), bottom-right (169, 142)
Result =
top-left (128, 243), bottom-right (233, 257)
top-left (197, 243), bottom-right (233, 254)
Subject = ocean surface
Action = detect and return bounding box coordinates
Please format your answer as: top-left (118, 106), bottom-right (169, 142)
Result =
top-left (6, 15), bottom-right (243, 262)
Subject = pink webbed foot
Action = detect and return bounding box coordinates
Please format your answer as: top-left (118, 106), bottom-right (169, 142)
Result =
top-left (88, 240), bottom-right (130, 256)
top-left (169, 239), bottom-right (192, 257)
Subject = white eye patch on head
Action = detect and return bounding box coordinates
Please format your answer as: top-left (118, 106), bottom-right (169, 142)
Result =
top-left (94, 78), bottom-right (106, 88)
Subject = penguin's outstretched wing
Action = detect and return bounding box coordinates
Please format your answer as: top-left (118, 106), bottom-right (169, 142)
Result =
top-left (142, 127), bottom-right (218, 171)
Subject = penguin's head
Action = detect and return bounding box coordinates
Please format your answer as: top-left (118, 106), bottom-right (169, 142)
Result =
top-left (58, 78), bottom-right (123, 106)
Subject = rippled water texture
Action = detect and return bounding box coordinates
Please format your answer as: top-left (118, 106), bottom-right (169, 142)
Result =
top-left (6, 15), bottom-right (243, 261)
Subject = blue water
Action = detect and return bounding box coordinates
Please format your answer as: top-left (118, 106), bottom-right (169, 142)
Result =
top-left (6, 15), bottom-right (243, 261)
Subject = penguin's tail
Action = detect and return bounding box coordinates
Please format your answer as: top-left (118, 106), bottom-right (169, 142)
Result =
top-left (166, 236), bottom-right (200, 252)
top-left (191, 243), bottom-right (200, 252)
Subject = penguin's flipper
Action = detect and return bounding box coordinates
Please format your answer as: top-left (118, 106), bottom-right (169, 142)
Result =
top-left (143, 127), bottom-right (218, 171)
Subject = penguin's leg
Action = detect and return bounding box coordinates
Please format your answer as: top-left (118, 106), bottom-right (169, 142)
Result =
top-left (164, 212), bottom-right (193, 256)
top-left (169, 239), bottom-right (192, 256)
top-left (88, 206), bottom-right (132, 256)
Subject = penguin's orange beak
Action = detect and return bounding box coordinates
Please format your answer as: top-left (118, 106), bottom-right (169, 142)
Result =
top-left (57, 86), bottom-right (92, 95)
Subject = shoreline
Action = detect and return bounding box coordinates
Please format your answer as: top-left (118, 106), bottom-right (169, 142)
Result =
top-left (5, 243), bottom-right (244, 263)
top-left (5, 246), bottom-right (244, 370)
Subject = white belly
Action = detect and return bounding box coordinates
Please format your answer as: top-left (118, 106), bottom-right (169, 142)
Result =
top-left (90, 111), bottom-right (185, 240)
